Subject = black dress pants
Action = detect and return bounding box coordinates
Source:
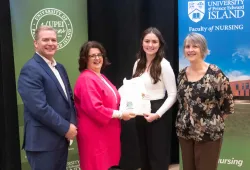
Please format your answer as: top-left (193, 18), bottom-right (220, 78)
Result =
top-left (135, 98), bottom-right (173, 170)
top-left (120, 118), bottom-right (141, 170)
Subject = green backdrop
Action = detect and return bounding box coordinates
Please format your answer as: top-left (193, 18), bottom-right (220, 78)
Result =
top-left (9, 1), bottom-right (88, 169)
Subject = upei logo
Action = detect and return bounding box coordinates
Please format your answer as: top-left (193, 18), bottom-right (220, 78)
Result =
top-left (30, 8), bottom-right (73, 50)
top-left (188, 1), bottom-right (205, 23)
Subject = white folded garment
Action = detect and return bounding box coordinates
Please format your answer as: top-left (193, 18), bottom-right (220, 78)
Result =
top-left (118, 77), bottom-right (151, 115)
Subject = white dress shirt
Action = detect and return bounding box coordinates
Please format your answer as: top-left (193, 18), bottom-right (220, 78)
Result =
top-left (37, 52), bottom-right (68, 99)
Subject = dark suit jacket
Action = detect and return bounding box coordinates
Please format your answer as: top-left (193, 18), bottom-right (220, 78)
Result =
top-left (18, 53), bottom-right (76, 151)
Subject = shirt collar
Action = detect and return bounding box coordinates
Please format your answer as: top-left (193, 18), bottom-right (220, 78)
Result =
top-left (36, 52), bottom-right (57, 67)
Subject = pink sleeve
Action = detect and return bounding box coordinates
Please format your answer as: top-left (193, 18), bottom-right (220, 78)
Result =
top-left (76, 76), bottom-right (114, 126)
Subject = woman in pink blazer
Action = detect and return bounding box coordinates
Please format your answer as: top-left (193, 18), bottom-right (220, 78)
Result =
top-left (74, 41), bottom-right (135, 170)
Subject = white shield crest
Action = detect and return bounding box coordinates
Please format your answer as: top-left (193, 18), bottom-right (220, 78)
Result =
top-left (188, 1), bottom-right (205, 23)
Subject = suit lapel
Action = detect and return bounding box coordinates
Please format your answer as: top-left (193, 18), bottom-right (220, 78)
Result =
top-left (55, 64), bottom-right (72, 105)
top-left (33, 53), bottom-right (69, 103)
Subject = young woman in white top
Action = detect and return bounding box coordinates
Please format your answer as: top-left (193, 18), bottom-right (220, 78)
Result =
top-left (132, 27), bottom-right (177, 170)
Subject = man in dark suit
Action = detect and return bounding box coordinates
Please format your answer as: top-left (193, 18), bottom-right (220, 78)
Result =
top-left (18, 25), bottom-right (77, 170)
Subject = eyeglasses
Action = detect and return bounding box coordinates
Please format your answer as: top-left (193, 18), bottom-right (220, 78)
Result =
top-left (88, 53), bottom-right (103, 59)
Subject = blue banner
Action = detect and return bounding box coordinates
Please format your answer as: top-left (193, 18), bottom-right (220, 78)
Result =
top-left (178, 0), bottom-right (250, 169)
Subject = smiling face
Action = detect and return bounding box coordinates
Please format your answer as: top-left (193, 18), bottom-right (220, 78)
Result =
top-left (142, 32), bottom-right (160, 57)
top-left (183, 33), bottom-right (210, 63)
top-left (87, 48), bottom-right (103, 73)
top-left (34, 30), bottom-right (58, 60)
top-left (184, 40), bottom-right (203, 62)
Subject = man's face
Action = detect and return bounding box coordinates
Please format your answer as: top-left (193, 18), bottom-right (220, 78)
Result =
top-left (34, 30), bottom-right (58, 60)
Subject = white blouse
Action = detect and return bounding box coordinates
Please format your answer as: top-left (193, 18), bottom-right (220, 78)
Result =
top-left (133, 58), bottom-right (177, 117)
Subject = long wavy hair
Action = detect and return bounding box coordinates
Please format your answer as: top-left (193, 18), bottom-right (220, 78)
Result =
top-left (133, 27), bottom-right (166, 84)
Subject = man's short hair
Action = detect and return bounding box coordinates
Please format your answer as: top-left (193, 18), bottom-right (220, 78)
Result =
top-left (34, 26), bottom-right (57, 40)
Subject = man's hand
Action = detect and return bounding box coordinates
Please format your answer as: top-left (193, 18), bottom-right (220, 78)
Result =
top-left (65, 123), bottom-right (77, 140)
top-left (122, 112), bottom-right (136, 121)
top-left (143, 113), bottom-right (160, 122)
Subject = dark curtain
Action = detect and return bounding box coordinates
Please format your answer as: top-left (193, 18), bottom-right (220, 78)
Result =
top-left (87, 0), bottom-right (179, 167)
top-left (0, 0), bottom-right (21, 170)
top-left (0, 0), bottom-right (179, 169)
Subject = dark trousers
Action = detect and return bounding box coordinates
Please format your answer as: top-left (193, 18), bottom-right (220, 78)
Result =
top-left (179, 137), bottom-right (222, 170)
top-left (120, 118), bottom-right (141, 170)
top-left (135, 99), bottom-right (172, 170)
top-left (26, 145), bottom-right (68, 170)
